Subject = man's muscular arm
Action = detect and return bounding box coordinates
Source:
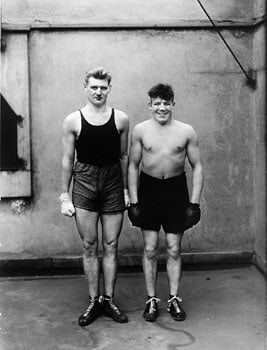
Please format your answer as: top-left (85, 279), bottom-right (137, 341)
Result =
top-left (186, 127), bottom-right (203, 204)
top-left (60, 114), bottom-right (76, 217)
top-left (183, 126), bottom-right (204, 230)
top-left (118, 111), bottom-right (130, 207)
top-left (128, 125), bottom-right (143, 226)
top-left (128, 125), bottom-right (142, 203)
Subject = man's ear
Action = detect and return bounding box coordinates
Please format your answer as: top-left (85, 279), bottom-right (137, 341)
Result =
top-left (172, 101), bottom-right (175, 106)
top-left (108, 84), bottom-right (112, 92)
top-left (148, 101), bottom-right (152, 110)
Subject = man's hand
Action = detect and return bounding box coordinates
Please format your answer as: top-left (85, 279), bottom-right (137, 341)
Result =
top-left (183, 203), bottom-right (201, 231)
top-left (59, 193), bottom-right (76, 217)
top-left (124, 189), bottom-right (131, 208)
top-left (128, 203), bottom-right (142, 227)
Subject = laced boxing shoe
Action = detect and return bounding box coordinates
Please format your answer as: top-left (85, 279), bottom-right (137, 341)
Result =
top-left (167, 296), bottom-right (186, 321)
top-left (143, 297), bottom-right (161, 322)
top-left (78, 296), bottom-right (102, 326)
top-left (102, 296), bottom-right (128, 323)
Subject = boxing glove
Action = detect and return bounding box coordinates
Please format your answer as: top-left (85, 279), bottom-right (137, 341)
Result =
top-left (59, 193), bottom-right (76, 217)
top-left (128, 203), bottom-right (142, 227)
top-left (183, 203), bottom-right (201, 231)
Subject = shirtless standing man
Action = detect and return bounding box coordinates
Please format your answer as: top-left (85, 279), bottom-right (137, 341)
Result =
top-left (60, 67), bottom-right (130, 326)
top-left (128, 83), bottom-right (203, 322)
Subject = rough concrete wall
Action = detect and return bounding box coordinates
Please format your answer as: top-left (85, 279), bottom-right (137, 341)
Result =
top-left (252, 23), bottom-right (266, 273)
top-left (1, 29), bottom-right (254, 257)
top-left (2, 0), bottom-right (255, 27)
top-left (254, 0), bottom-right (266, 19)
top-left (0, 0), bottom-right (265, 263)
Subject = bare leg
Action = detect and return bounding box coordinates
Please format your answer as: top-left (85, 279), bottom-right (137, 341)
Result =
top-left (75, 208), bottom-right (99, 298)
top-left (101, 212), bottom-right (123, 297)
top-left (142, 230), bottom-right (159, 297)
top-left (165, 233), bottom-right (183, 296)
top-left (100, 212), bottom-right (128, 323)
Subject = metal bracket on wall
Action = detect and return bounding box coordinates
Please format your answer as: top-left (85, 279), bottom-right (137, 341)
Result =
top-left (196, 0), bottom-right (257, 89)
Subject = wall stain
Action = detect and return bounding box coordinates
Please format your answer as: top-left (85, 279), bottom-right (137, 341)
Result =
top-left (157, 321), bottom-right (196, 347)
top-left (11, 199), bottom-right (26, 214)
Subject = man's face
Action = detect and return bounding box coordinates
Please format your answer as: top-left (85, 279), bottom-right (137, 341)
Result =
top-left (85, 77), bottom-right (111, 106)
top-left (149, 97), bottom-right (174, 124)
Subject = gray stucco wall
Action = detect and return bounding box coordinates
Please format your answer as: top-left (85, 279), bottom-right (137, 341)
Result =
top-left (1, 0), bottom-right (265, 270)
top-left (2, 0), bottom-right (259, 27)
top-left (252, 23), bottom-right (266, 273)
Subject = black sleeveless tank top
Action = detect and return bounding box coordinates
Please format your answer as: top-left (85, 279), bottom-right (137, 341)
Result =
top-left (75, 109), bottom-right (121, 166)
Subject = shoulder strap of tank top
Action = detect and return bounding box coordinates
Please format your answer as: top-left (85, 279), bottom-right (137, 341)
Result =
top-left (110, 108), bottom-right (116, 125)
top-left (110, 108), bottom-right (119, 133)
top-left (79, 110), bottom-right (85, 124)
top-left (79, 109), bottom-right (85, 120)
top-left (79, 110), bottom-right (92, 128)
top-left (111, 108), bottom-right (114, 120)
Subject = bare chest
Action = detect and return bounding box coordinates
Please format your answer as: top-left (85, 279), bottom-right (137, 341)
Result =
top-left (142, 131), bottom-right (187, 155)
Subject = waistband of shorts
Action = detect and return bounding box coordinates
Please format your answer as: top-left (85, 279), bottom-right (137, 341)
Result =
top-left (74, 160), bottom-right (119, 170)
top-left (140, 171), bottom-right (186, 184)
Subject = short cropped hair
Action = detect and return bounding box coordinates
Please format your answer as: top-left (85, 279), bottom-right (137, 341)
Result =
top-left (84, 67), bottom-right (112, 86)
top-left (148, 84), bottom-right (174, 102)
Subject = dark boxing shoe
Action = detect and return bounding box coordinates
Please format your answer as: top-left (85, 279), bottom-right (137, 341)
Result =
top-left (167, 296), bottom-right (186, 321)
top-left (102, 296), bottom-right (128, 323)
top-left (78, 296), bottom-right (102, 327)
top-left (143, 297), bottom-right (161, 322)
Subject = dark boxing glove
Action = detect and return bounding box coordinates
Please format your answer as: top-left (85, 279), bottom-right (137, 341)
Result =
top-left (128, 203), bottom-right (142, 227)
top-left (183, 203), bottom-right (201, 231)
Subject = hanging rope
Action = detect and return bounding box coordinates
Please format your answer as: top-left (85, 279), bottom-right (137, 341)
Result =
top-left (196, 0), bottom-right (256, 89)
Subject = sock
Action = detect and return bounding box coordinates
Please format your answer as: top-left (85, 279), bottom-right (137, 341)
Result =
top-left (103, 295), bottom-right (112, 300)
top-left (147, 295), bottom-right (156, 299)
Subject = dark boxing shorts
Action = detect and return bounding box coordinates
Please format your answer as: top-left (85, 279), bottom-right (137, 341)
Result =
top-left (72, 161), bottom-right (125, 213)
top-left (138, 171), bottom-right (189, 233)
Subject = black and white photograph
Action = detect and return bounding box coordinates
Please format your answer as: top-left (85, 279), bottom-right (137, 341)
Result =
top-left (0, 1), bottom-right (266, 349)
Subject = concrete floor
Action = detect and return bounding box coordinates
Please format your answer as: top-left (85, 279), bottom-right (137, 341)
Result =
top-left (0, 265), bottom-right (266, 350)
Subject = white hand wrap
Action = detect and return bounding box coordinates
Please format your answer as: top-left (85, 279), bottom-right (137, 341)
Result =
top-left (123, 189), bottom-right (131, 208)
top-left (59, 193), bottom-right (75, 217)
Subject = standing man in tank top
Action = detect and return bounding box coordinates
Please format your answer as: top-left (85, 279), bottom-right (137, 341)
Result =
top-left (60, 67), bottom-right (130, 326)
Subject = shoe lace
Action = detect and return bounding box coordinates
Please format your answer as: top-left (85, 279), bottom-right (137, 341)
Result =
top-left (83, 298), bottom-right (98, 316)
top-left (146, 297), bottom-right (161, 313)
top-left (167, 296), bottom-right (182, 312)
top-left (106, 299), bottom-right (122, 315)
